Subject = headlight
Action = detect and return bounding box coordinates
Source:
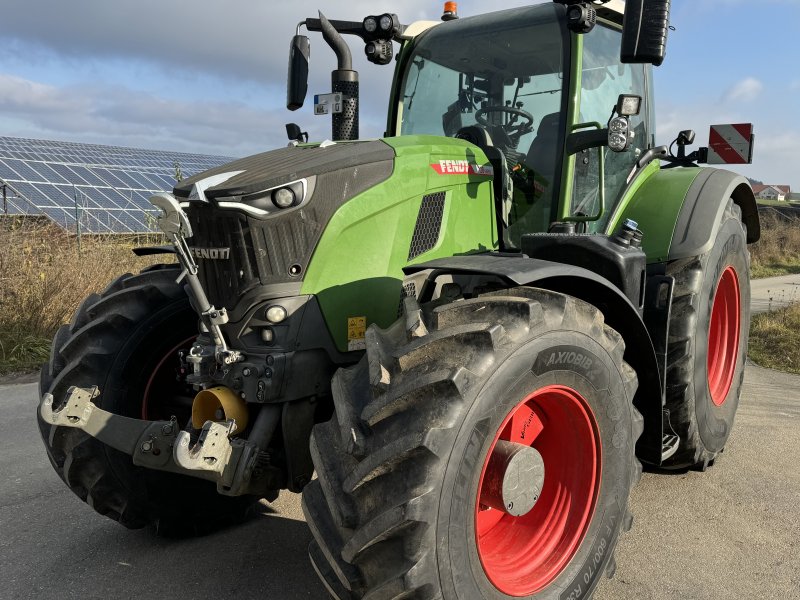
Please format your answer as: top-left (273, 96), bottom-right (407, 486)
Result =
top-left (272, 187), bottom-right (296, 208)
top-left (265, 305), bottom-right (288, 323)
top-left (608, 117), bottom-right (632, 152)
top-left (216, 178), bottom-right (311, 218)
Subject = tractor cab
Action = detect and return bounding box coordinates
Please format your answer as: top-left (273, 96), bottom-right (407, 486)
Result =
top-left (389, 2), bottom-right (654, 244)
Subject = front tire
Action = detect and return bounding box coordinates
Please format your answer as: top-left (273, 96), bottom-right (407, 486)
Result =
top-left (303, 288), bottom-right (642, 599)
top-left (38, 267), bottom-right (256, 532)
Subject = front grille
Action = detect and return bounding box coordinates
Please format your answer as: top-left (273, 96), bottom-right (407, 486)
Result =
top-left (188, 206), bottom-right (260, 309)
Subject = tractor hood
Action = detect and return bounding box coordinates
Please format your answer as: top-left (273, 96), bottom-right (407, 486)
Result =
top-left (172, 135), bottom-right (497, 319)
top-left (175, 140), bottom-right (396, 311)
top-left (174, 140), bottom-right (395, 200)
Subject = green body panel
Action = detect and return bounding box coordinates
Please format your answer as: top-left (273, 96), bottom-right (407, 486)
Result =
top-left (606, 164), bottom-right (703, 263)
top-left (300, 135), bottom-right (499, 352)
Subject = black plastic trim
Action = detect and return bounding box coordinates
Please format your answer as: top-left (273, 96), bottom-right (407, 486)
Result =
top-left (132, 245), bottom-right (177, 257)
top-left (669, 168), bottom-right (760, 261)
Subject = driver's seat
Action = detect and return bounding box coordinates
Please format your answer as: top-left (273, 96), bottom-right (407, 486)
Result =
top-left (524, 112), bottom-right (563, 184)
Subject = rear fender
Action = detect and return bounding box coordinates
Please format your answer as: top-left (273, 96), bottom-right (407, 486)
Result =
top-left (669, 168), bottom-right (759, 260)
top-left (607, 166), bottom-right (759, 264)
top-left (404, 254), bottom-right (664, 465)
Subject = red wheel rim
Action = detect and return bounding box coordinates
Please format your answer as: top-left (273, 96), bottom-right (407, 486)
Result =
top-left (707, 267), bottom-right (741, 407)
top-left (475, 385), bottom-right (601, 596)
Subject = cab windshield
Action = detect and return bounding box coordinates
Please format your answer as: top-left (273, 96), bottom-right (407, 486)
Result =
top-left (397, 4), bottom-right (569, 237)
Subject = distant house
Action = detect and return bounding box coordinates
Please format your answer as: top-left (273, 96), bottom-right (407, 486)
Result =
top-left (752, 184), bottom-right (791, 201)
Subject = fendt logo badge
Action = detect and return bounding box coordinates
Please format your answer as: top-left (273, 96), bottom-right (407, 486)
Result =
top-left (431, 160), bottom-right (494, 176)
top-left (189, 247), bottom-right (231, 260)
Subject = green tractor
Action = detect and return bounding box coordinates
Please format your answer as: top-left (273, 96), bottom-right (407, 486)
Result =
top-left (38, 0), bottom-right (759, 598)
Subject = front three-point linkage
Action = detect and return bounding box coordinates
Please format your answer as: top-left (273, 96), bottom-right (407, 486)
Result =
top-left (149, 192), bottom-right (243, 368)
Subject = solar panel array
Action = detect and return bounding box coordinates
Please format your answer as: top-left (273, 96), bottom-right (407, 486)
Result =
top-left (0, 136), bottom-right (234, 233)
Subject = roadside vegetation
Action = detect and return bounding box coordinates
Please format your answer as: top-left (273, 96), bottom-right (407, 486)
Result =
top-left (2, 211), bottom-right (799, 377)
top-left (749, 302), bottom-right (800, 375)
top-left (749, 211), bottom-right (800, 278)
top-left (0, 217), bottom-right (165, 375)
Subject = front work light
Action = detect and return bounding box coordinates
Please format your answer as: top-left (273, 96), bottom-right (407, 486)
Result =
top-left (379, 14), bottom-right (394, 31)
top-left (363, 16), bottom-right (377, 33)
top-left (616, 94), bottom-right (642, 117)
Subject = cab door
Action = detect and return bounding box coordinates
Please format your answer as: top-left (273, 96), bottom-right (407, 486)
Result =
top-left (570, 22), bottom-right (654, 231)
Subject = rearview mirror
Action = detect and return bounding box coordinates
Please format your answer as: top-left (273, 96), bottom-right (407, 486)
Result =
top-left (287, 35), bottom-right (310, 111)
top-left (621, 0), bottom-right (671, 66)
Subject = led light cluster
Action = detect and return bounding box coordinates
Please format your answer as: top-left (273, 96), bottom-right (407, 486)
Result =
top-left (363, 14), bottom-right (396, 35)
top-left (362, 14), bottom-right (398, 65)
top-left (608, 116), bottom-right (631, 152)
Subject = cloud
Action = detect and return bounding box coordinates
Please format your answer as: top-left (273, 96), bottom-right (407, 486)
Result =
top-left (0, 0), bottom-right (434, 85)
top-left (0, 73), bottom-right (309, 156)
top-left (724, 78), bottom-right (764, 103)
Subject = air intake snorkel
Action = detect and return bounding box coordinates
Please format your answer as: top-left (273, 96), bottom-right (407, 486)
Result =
top-left (318, 12), bottom-right (359, 141)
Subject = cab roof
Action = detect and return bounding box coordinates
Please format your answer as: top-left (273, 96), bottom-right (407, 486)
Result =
top-left (400, 0), bottom-right (625, 40)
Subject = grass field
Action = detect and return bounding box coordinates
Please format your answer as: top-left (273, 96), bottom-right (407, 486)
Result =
top-left (749, 212), bottom-right (800, 278)
top-left (756, 199), bottom-right (800, 207)
top-left (749, 303), bottom-right (800, 375)
top-left (0, 217), bottom-right (165, 375)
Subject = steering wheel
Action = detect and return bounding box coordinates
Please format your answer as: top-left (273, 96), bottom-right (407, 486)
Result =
top-left (475, 105), bottom-right (535, 139)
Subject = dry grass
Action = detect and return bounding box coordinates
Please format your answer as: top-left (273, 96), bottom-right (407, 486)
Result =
top-left (0, 217), bottom-right (169, 374)
top-left (2, 210), bottom-right (798, 375)
top-left (749, 303), bottom-right (800, 375)
top-left (750, 211), bottom-right (800, 278)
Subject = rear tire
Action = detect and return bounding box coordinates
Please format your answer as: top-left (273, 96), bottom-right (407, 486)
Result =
top-left (662, 199), bottom-right (750, 470)
top-left (38, 266), bottom-right (256, 533)
top-left (302, 288), bottom-right (642, 599)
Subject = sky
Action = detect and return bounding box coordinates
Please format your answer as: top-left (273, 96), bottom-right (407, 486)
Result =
top-left (0, 0), bottom-right (798, 188)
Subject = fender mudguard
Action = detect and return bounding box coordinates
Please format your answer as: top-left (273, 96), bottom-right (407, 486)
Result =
top-left (404, 254), bottom-right (664, 465)
top-left (669, 168), bottom-right (759, 260)
top-left (608, 166), bottom-right (759, 264)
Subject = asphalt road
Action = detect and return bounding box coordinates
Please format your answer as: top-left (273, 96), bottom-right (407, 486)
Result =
top-left (750, 273), bottom-right (800, 314)
top-left (2, 362), bottom-right (799, 600)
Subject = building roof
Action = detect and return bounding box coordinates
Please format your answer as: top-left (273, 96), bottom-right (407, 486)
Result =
top-left (752, 184), bottom-right (791, 195)
top-left (0, 136), bottom-right (233, 233)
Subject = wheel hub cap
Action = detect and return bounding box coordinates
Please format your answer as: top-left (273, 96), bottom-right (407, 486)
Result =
top-left (481, 440), bottom-right (545, 517)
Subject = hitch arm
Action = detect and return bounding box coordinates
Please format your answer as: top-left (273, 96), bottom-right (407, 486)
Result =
top-left (40, 387), bottom-right (180, 470)
top-left (40, 387), bottom-right (267, 495)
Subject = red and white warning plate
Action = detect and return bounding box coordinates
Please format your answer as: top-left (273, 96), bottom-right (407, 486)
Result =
top-left (707, 123), bottom-right (754, 165)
